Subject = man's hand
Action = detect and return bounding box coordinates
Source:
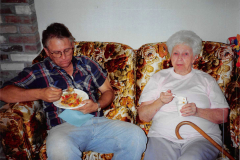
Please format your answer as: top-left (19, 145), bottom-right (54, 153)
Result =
top-left (72, 78), bottom-right (114, 115)
top-left (41, 87), bottom-right (62, 102)
top-left (180, 103), bottom-right (197, 117)
top-left (72, 99), bottom-right (97, 114)
top-left (160, 89), bottom-right (174, 104)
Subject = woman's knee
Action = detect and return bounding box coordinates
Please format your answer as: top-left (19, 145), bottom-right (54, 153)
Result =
top-left (180, 139), bottom-right (219, 160)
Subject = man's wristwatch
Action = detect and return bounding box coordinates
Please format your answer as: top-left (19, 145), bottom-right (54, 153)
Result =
top-left (97, 102), bottom-right (101, 117)
top-left (97, 102), bottom-right (101, 112)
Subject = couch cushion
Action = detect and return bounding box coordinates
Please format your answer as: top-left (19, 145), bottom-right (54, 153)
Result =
top-left (0, 101), bottom-right (47, 159)
top-left (32, 49), bottom-right (48, 64)
top-left (74, 41), bottom-right (137, 123)
top-left (193, 41), bottom-right (234, 93)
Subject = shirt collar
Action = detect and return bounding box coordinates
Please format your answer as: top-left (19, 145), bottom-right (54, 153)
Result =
top-left (170, 67), bottom-right (195, 79)
top-left (44, 56), bottom-right (78, 71)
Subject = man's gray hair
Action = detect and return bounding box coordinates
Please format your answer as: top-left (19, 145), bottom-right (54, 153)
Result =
top-left (42, 23), bottom-right (75, 48)
top-left (166, 30), bottom-right (202, 56)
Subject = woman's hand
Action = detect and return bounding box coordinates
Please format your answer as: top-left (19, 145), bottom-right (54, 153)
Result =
top-left (160, 89), bottom-right (174, 104)
top-left (138, 90), bottom-right (174, 122)
top-left (181, 103), bottom-right (229, 123)
top-left (180, 103), bottom-right (198, 117)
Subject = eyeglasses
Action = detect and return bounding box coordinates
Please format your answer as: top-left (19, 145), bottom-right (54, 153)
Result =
top-left (47, 48), bottom-right (74, 58)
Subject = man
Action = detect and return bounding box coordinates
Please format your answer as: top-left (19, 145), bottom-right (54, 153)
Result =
top-left (0, 23), bottom-right (146, 160)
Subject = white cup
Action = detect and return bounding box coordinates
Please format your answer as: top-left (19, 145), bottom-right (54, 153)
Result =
top-left (175, 96), bottom-right (187, 116)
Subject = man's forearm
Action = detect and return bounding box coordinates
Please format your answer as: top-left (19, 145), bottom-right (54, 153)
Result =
top-left (97, 89), bottom-right (114, 109)
top-left (0, 85), bottom-right (42, 103)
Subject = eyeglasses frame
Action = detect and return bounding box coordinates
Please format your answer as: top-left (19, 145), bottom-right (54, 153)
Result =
top-left (47, 47), bottom-right (74, 58)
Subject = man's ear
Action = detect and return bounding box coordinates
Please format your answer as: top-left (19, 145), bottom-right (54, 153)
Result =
top-left (44, 47), bottom-right (50, 56)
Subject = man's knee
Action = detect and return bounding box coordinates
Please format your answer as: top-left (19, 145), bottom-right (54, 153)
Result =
top-left (47, 133), bottom-right (69, 151)
top-left (46, 131), bottom-right (76, 152)
top-left (46, 134), bottom-right (82, 159)
top-left (122, 124), bottom-right (147, 150)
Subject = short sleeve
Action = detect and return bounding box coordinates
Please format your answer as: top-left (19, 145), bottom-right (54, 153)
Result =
top-left (208, 78), bottom-right (229, 109)
top-left (1, 67), bottom-right (37, 89)
top-left (139, 75), bottom-right (160, 104)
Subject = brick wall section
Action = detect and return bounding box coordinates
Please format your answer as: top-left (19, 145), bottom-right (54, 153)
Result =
top-left (0, 0), bottom-right (41, 89)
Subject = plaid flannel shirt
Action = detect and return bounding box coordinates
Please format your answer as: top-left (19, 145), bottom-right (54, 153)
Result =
top-left (3, 56), bottom-right (107, 129)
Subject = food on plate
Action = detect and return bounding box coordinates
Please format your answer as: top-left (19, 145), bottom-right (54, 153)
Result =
top-left (66, 87), bottom-right (74, 93)
top-left (60, 92), bottom-right (83, 107)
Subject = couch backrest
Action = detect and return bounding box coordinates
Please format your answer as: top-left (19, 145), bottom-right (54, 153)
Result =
top-left (135, 41), bottom-right (235, 134)
top-left (32, 41), bottom-right (235, 127)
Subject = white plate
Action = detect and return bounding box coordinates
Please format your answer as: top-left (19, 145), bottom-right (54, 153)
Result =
top-left (53, 89), bottom-right (89, 109)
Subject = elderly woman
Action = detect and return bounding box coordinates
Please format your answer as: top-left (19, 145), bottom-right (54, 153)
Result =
top-left (138, 30), bottom-right (229, 160)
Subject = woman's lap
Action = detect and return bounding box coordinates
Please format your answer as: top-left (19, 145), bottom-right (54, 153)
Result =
top-left (144, 137), bottom-right (219, 160)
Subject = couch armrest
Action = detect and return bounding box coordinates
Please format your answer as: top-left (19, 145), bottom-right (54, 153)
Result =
top-left (223, 66), bottom-right (240, 159)
top-left (0, 101), bottom-right (47, 159)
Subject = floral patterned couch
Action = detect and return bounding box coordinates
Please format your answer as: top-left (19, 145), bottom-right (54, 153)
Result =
top-left (0, 41), bottom-right (239, 160)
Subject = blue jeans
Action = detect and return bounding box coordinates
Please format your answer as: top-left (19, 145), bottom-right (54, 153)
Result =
top-left (46, 117), bottom-right (147, 160)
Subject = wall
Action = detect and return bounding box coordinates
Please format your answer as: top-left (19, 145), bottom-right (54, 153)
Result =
top-left (0, 0), bottom-right (41, 87)
top-left (35, 0), bottom-right (240, 49)
top-left (238, 2), bottom-right (240, 33)
top-left (0, 0), bottom-right (239, 86)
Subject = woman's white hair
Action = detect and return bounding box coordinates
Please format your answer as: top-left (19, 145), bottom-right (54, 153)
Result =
top-left (166, 30), bottom-right (202, 56)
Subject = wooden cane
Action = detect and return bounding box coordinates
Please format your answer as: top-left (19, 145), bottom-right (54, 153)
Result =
top-left (175, 121), bottom-right (235, 160)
